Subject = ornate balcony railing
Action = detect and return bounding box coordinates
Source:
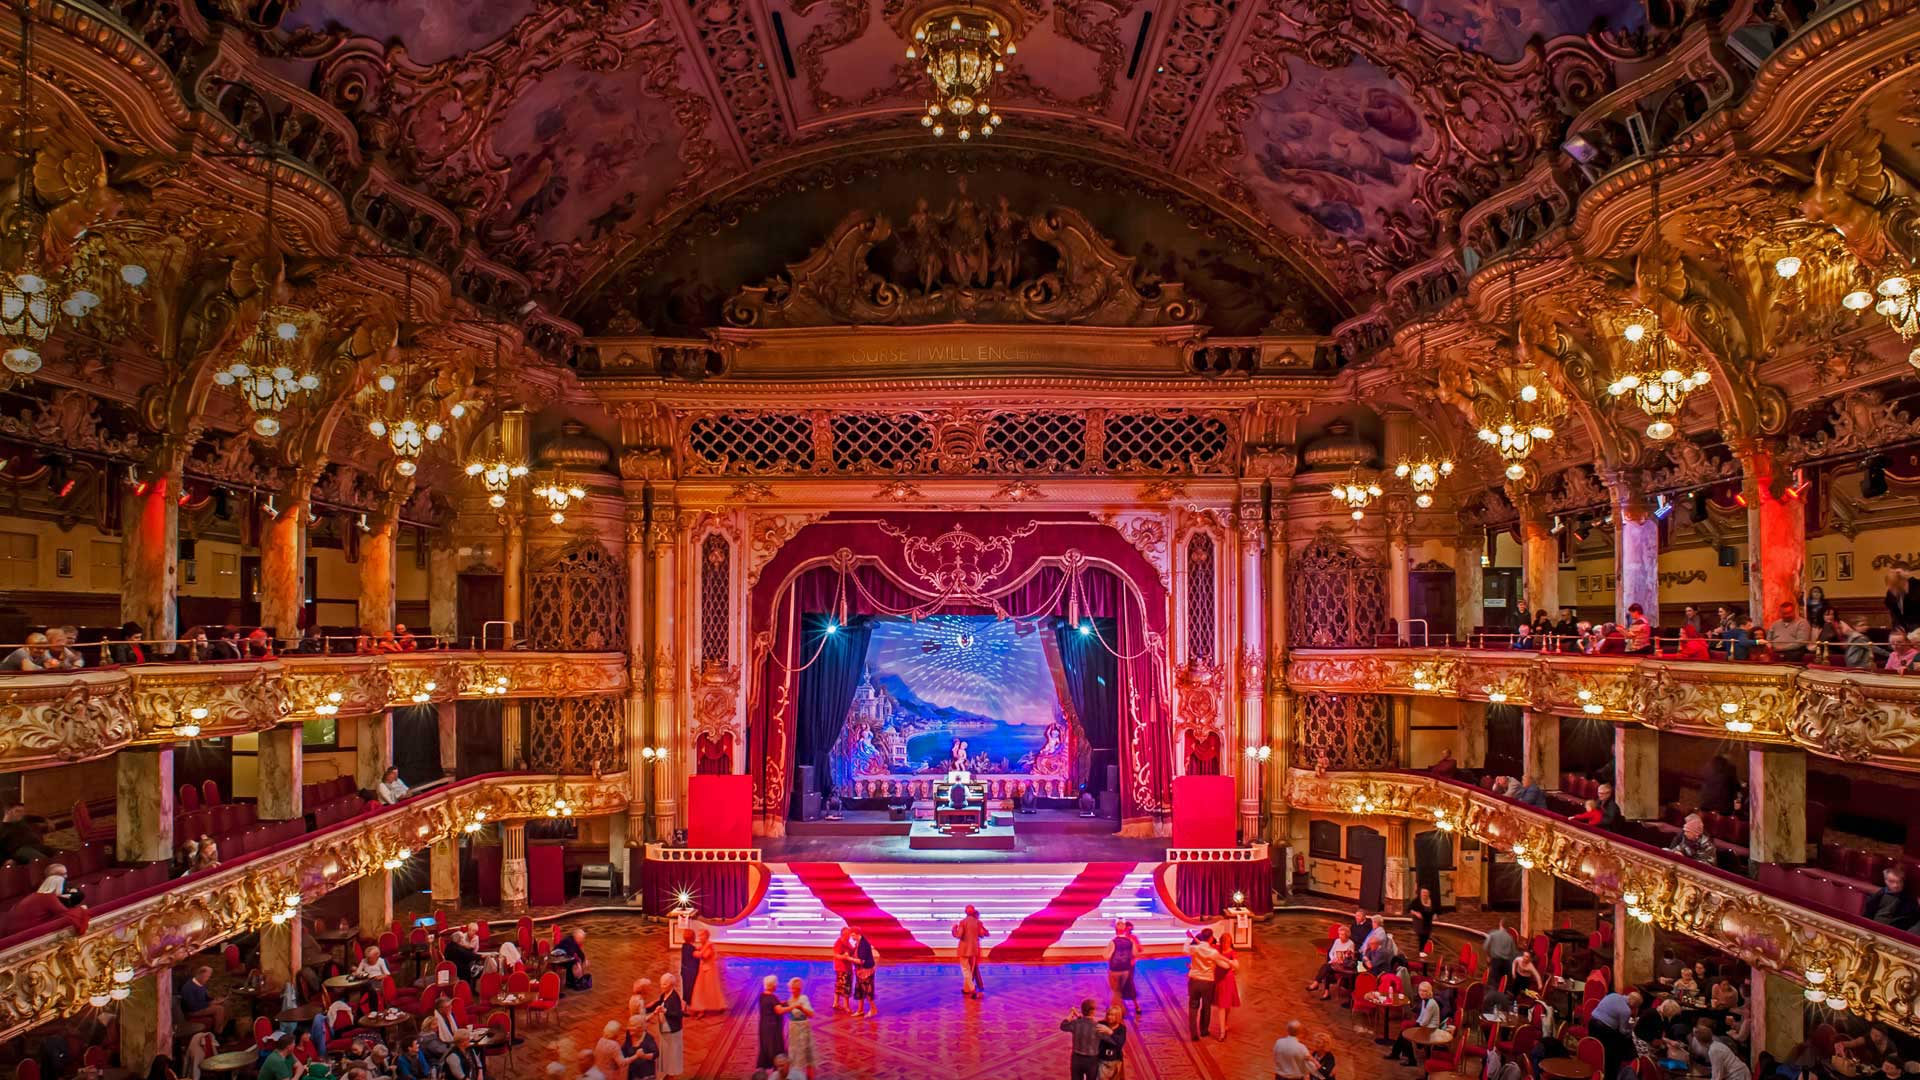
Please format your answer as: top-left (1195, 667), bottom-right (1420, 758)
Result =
top-left (1285, 648), bottom-right (1920, 773)
top-left (0, 651), bottom-right (629, 771)
top-left (1288, 769), bottom-right (1913, 1032)
top-left (0, 772), bottom-right (628, 1042)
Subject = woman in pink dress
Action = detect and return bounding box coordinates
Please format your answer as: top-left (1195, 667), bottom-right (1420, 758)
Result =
top-left (1213, 936), bottom-right (1241, 1039)
top-left (689, 929), bottom-right (728, 1014)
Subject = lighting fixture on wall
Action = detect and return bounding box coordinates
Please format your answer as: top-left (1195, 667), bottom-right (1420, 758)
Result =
top-left (177, 705), bottom-right (209, 738)
top-left (1329, 467), bottom-right (1383, 520)
top-left (909, 8), bottom-right (1011, 140)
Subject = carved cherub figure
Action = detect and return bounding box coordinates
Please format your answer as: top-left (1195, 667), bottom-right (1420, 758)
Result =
top-left (1801, 117), bottom-right (1915, 271)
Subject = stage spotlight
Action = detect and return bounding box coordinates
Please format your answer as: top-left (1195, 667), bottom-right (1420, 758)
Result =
top-left (823, 621), bottom-right (838, 635)
top-left (1077, 622), bottom-right (1091, 636)
top-left (1654, 494), bottom-right (1673, 521)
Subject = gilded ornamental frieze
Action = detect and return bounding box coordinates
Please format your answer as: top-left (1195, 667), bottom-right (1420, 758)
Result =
top-left (1288, 770), bottom-right (1920, 1033)
top-left (0, 774), bottom-right (629, 1042)
top-left (1286, 648), bottom-right (1918, 772)
top-left (0, 653), bottom-right (631, 772)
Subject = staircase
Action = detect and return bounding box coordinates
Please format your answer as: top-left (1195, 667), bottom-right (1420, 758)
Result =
top-left (709, 862), bottom-right (1198, 960)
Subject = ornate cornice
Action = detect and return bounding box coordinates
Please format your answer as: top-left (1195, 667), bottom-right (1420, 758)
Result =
top-left (1289, 769), bottom-right (1917, 1033)
top-left (0, 773), bottom-right (629, 1041)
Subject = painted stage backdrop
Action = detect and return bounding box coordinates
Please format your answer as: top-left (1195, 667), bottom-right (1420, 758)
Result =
top-left (830, 614), bottom-right (1072, 790)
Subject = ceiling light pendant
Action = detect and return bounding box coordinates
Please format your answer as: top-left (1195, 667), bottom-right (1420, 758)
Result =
top-left (216, 311), bottom-right (321, 437)
top-left (1328, 466), bottom-right (1384, 520)
top-left (1605, 307), bottom-right (1708, 441)
top-left (364, 263), bottom-right (448, 476)
top-left (464, 439), bottom-right (528, 509)
top-left (1394, 439), bottom-right (1455, 509)
top-left (532, 470), bottom-right (588, 525)
top-left (910, 9), bottom-right (1011, 141)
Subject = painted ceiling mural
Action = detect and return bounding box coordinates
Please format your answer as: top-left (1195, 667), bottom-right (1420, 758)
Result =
top-left (207, 0), bottom-right (1657, 332)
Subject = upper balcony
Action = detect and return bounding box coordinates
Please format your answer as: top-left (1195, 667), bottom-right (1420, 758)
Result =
top-left (0, 650), bottom-right (630, 772)
top-left (1285, 646), bottom-right (1920, 774)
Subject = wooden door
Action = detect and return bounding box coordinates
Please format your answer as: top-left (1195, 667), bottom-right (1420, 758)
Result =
top-left (1482, 568), bottom-right (1521, 630)
top-left (1346, 826), bottom-right (1386, 911)
top-left (456, 573), bottom-right (505, 648)
top-left (1408, 571), bottom-right (1456, 644)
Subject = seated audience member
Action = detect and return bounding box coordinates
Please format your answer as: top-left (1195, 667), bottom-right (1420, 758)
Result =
top-left (1, 631), bottom-right (51, 671)
top-left (1863, 865), bottom-right (1920, 930)
top-left (178, 964), bottom-right (229, 1035)
top-left (190, 836), bottom-right (221, 873)
top-left (1888, 630), bottom-right (1919, 674)
top-left (353, 946), bottom-right (391, 981)
top-left (246, 628), bottom-right (274, 658)
top-left (394, 624), bottom-right (419, 651)
top-left (110, 622), bottom-right (149, 665)
top-left (0, 862), bottom-right (89, 935)
top-left (1595, 784), bottom-right (1623, 829)
top-left (1724, 617), bottom-right (1757, 660)
top-left (443, 931), bottom-right (486, 983)
top-left (553, 927), bottom-right (592, 990)
top-left (1429, 749), bottom-right (1457, 777)
top-left (373, 630), bottom-right (403, 654)
top-left (0, 804), bottom-right (55, 862)
top-left (1307, 925), bottom-right (1357, 1000)
top-left (1387, 981), bottom-right (1445, 1066)
top-left (393, 1037), bottom-right (433, 1080)
top-left (376, 767), bottom-right (410, 805)
top-left (1597, 622), bottom-right (1628, 654)
top-left (178, 626), bottom-right (211, 662)
top-left (1552, 609), bottom-right (1579, 648)
top-left (1511, 624), bottom-right (1535, 650)
top-left (1672, 965), bottom-right (1700, 998)
top-left (292, 625), bottom-right (325, 654)
top-left (1666, 814), bottom-right (1718, 864)
top-left (1766, 600), bottom-right (1812, 661)
top-left (1624, 604), bottom-right (1653, 654)
top-left (947, 780), bottom-right (969, 810)
top-left (44, 626), bottom-right (85, 669)
top-left (1670, 623), bottom-right (1710, 661)
top-left (1570, 798), bottom-right (1604, 826)
top-left (1513, 774), bottom-right (1547, 809)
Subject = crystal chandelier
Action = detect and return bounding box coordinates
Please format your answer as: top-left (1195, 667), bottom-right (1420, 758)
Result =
top-left (464, 439), bottom-right (527, 508)
top-left (1842, 273), bottom-right (1920, 371)
top-left (365, 264), bottom-right (452, 476)
top-left (215, 310), bottom-right (320, 437)
top-left (1605, 306), bottom-right (1709, 441)
top-left (1393, 440), bottom-right (1455, 509)
top-left (532, 471), bottom-right (586, 525)
top-left (1477, 381), bottom-right (1557, 482)
top-left (1328, 467), bottom-right (1383, 520)
top-left (908, 9), bottom-right (1011, 140)
top-left (0, 7), bottom-right (147, 381)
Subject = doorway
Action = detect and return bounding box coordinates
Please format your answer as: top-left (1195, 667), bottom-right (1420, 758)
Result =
top-left (1346, 825), bottom-right (1386, 911)
top-left (457, 573), bottom-right (505, 647)
top-left (1409, 571), bottom-right (1456, 644)
top-left (1482, 568), bottom-right (1521, 631)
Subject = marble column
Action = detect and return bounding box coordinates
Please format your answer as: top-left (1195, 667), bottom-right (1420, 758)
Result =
top-left (1748, 747), bottom-right (1807, 866)
top-left (1613, 903), bottom-right (1654, 991)
top-left (356, 710), bottom-right (393, 789)
top-left (1236, 496), bottom-right (1266, 840)
top-left (1614, 727), bottom-right (1660, 822)
top-left (1517, 500), bottom-right (1560, 619)
top-left (1737, 441), bottom-right (1806, 621)
top-left (259, 471), bottom-right (316, 640)
top-left (1391, 697), bottom-right (1414, 768)
top-left (1751, 970), bottom-right (1805, 1067)
top-left (427, 537), bottom-right (458, 645)
top-left (430, 836), bottom-right (460, 909)
top-left (502, 517), bottom-right (526, 645)
top-left (1519, 866), bottom-right (1556, 940)
top-left (1522, 711), bottom-right (1560, 790)
top-left (501, 702), bottom-right (525, 771)
top-left (1609, 472), bottom-right (1659, 627)
top-left (436, 702), bottom-right (457, 777)
top-left (116, 748), bottom-right (175, 864)
top-left (649, 494), bottom-right (681, 836)
top-left (501, 822), bottom-right (528, 913)
top-left (1384, 819), bottom-right (1411, 914)
top-left (257, 725), bottom-right (304, 821)
top-left (1265, 512), bottom-right (1292, 840)
top-left (358, 509), bottom-right (400, 636)
top-left (1454, 532), bottom-right (1485, 646)
top-left (1458, 703), bottom-right (1488, 769)
top-left (624, 498), bottom-right (652, 842)
top-left (1387, 503), bottom-right (1412, 643)
top-left (260, 922), bottom-right (300, 995)
top-left (359, 869), bottom-right (393, 934)
top-left (122, 453), bottom-right (182, 647)
top-left (119, 968), bottom-right (173, 1077)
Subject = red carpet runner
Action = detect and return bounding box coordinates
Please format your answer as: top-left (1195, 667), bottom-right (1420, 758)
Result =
top-left (786, 863), bottom-right (935, 958)
top-left (989, 862), bottom-right (1138, 961)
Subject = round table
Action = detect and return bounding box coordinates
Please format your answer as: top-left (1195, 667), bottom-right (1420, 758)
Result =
top-left (1406, 1027), bottom-right (1452, 1063)
top-left (490, 992), bottom-right (533, 1047)
top-left (199, 1052), bottom-right (259, 1077)
top-left (1371, 994), bottom-right (1409, 1043)
top-left (356, 1011), bottom-right (411, 1043)
top-left (276, 1003), bottom-right (322, 1024)
top-left (1539, 1057), bottom-right (1599, 1079)
top-left (323, 975), bottom-right (370, 993)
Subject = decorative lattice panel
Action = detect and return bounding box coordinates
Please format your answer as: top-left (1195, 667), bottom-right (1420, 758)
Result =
top-left (1186, 533), bottom-right (1217, 663)
top-left (527, 540), bottom-right (629, 651)
top-left (1103, 412), bottom-right (1234, 473)
top-left (986, 412), bottom-right (1087, 472)
top-left (1295, 693), bottom-right (1393, 770)
top-left (526, 697), bottom-right (625, 774)
top-left (1288, 531), bottom-right (1389, 648)
top-left (831, 413), bottom-right (931, 473)
top-left (700, 532), bottom-right (731, 664)
top-left (686, 413), bottom-right (817, 474)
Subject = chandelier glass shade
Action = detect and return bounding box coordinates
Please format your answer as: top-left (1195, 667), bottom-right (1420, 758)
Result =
top-left (1605, 307), bottom-right (1709, 441)
top-left (366, 364), bottom-right (446, 477)
top-left (1842, 273), bottom-right (1920, 371)
top-left (908, 10), bottom-right (1011, 140)
top-left (465, 441), bottom-right (528, 508)
top-left (1328, 468), bottom-right (1384, 520)
top-left (1476, 381), bottom-right (1556, 482)
top-left (1393, 442), bottom-right (1455, 509)
top-left (532, 472), bottom-right (587, 525)
top-left (214, 311), bottom-right (321, 437)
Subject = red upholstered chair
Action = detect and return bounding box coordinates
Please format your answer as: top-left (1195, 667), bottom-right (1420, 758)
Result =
top-left (72, 802), bottom-right (113, 843)
top-left (478, 972), bottom-right (504, 1004)
top-left (527, 972), bottom-right (561, 1025)
top-left (15, 1059), bottom-right (42, 1080)
top-left (518, 916), bottom-right (535, 954)
top-left (178, 784), bottom-right (201, 812)
top-left (1458, 941), bottom-right (1478, 975)
top-left (506, 970), bottom-right (531, 995)
top-left (379, 931), bottom-right (400, 958)
top-left (201, 779), bottom-right (221, 806)
top-left (1351, 973), bottom-right (1379, 1024)
top-left (224, 943), bottom-right (244, 974)
top-left (82, 1048), bottom-right (107, 1071)
top-left (482, 1011), bottom-right (513, 1067)
top-left (452, 998), bottom-right (470, 1028)
top-left (407, 986), bottom-right (441, 1020)
top-left (253, 1016), bottom-right (274, 1050)
top-left (1497, 1022), bottom-right (1541, 1057)
top-left (1575, 1036), bottom-right (1606, 1079)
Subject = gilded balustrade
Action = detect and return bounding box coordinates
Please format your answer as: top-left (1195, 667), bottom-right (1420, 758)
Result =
top-left (1288, 769), bottom-right (1915, 1032)
top-left (1286, 648), bottom-right (1916, 771)
top-left (0, 652), bottom-right (630, 771)
top-left (0, 773), bottom-right (629, 1042)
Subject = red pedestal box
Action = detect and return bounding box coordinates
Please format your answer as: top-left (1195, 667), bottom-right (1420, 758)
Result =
top-left (686, 774), bottom-right (754, 849)
top-left (1171, 774), bottom-right (1237, 849)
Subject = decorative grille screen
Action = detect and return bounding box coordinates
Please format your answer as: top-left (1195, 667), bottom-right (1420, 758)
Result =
top-left (526, 697), bottom-right (625, 774)
top-left (1295, 693), bottom-right (1393, 769)
top-left (1186, 533), bottom-right (1217, 663)
top-left (526, 540), bottom-right (629, 651)
top-left (1288, 531), bottom-right (1389, 648)
top-left (700, 533), bottom-right (731, 664)
top-left (680, 408), bottom-right (1235, 476)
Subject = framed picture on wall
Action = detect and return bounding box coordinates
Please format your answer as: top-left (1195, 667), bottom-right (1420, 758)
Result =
top-left (1811, 554), bottom-right (1829, 582)
top-left (1605, 573), bottom-right (1617, 590)
top-left (183, 559), bottom-right (197, 585)
top-left (54, 548), bottom-right (73, 578)
top-left (1576, 576), bottom-right (1588, 593)
top-left (1839, 552), bottom-right (1854, 581)
top-left (1741, 560), bottom-right (1750, 584)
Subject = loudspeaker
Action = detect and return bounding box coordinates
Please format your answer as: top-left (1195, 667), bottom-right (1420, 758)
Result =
top-left (1104, 763), bottom-right (1118, 795)
top-left (1717, 545), bottom-right (1738, 568)
top-left (795, 764), bottom-right (816, 795)
top-left (1097, 791), bottom-right (1119, 815)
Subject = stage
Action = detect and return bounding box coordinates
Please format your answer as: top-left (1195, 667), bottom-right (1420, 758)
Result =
top-left (772, 810), bottom-right (1158, 863)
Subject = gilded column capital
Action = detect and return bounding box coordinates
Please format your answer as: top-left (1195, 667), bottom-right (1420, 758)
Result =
top-left (648, 506), bottom-right (681, 553)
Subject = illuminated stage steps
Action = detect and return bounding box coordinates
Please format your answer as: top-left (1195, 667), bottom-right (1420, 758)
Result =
top-left (710, 862), bottom-right (1200, 960)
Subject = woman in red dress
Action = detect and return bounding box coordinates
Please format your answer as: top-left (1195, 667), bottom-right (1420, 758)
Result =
top-left (1212, 935), bottom-right (1241, 1039)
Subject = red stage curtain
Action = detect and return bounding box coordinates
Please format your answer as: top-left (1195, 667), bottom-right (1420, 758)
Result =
top-left (1175, 861), bottom-right (1273, 916)
top-left (695, 731), bottom-right (732, 775)
top-left (639, 858), bottom-right (749, 919)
